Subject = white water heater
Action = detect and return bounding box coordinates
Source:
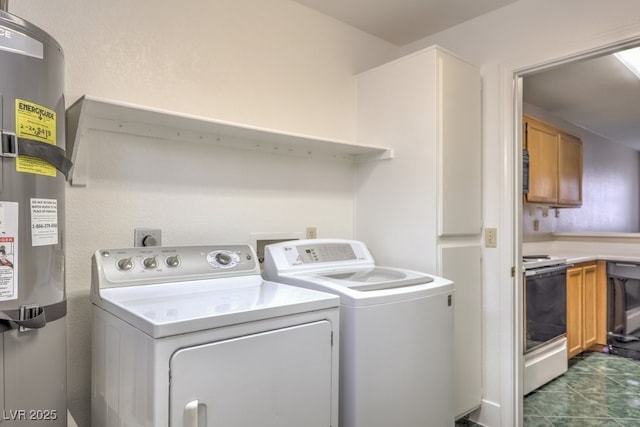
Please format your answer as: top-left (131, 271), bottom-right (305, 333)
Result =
top-left (0, 5), bottom-right (70, 426)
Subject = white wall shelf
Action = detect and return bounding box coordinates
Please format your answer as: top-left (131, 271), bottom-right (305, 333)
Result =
top-left (65, 95), bottom-right (393, 187)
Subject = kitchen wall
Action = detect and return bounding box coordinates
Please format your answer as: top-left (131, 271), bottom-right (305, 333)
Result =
top-left (401, 1), bottom-right (640, 425)
top-left (523, 103), bottom-right (640, 241)
top-left (9, 1), bottom-right (398, 425)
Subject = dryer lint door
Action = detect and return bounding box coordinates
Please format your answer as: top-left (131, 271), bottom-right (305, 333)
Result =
top-left (169, 321), bottom-right (333, 427)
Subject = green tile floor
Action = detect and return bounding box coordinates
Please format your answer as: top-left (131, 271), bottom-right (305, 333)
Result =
top-left (525, 351), bottom-right (640, 426)
top-left (456, 351), bottom-right (640, 426)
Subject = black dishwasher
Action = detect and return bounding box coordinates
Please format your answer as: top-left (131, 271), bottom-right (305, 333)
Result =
top-left (608, 261), bottom-right (640, 359)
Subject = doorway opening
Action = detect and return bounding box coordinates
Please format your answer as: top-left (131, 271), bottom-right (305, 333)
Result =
top-left (514, 37), bottom-right (640, 424)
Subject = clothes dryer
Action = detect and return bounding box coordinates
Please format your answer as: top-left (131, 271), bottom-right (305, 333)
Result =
top-left (264, 239), bottom-right (454, 427)
top-left (91, 244), bottom-right (339, 427)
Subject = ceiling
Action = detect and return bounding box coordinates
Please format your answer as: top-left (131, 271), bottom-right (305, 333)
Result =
top-left (523, 51), bottom-right (640, 151)
top-left (293, 0), bottom-right (518, 46)
top-left (293, 0), bottom-right (640, 152)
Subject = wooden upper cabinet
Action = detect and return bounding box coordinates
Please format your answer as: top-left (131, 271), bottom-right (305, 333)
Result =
top-left (524, 115), bottom-right (583, 207)
top-left (558, 132), bottom-right (583, 206)
top-left (524, 116), bottom-right (558, 204)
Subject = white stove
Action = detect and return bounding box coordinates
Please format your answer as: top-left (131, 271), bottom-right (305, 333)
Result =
top-left (522, 253), bottom-right (570, 395)
top-left (523, 255), bottom-right (568, 270)
top-left (91, 244), bottom-right (340, 427)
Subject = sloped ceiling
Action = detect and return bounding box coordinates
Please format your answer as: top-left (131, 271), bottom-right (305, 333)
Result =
top-left (292, 0), bottom-right (518, 46)
top-left (293, 0), bottom-right (640, 151)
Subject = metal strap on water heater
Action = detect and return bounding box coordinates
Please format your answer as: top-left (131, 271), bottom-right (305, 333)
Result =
top-left (0, 300), bottom-right (67, 333)
top-left (0, 131), bottom-right (73, 178)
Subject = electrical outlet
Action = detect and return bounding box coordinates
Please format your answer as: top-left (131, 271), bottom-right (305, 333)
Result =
top-left (306, 226), bottom-right (317, 239)
top-left (485, 227), bottom-right (497, 248)
top-left (134, 228), bottom-right (162, 247)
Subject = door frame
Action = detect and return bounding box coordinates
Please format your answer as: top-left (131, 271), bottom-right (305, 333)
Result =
top-left (507, 36), bottom-right (640, 426)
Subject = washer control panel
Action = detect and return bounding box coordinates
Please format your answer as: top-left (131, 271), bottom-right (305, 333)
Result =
top-left (95, 245), bottom-right (258, 288)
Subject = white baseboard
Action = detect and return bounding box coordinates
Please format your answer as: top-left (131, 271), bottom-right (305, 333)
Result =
top-left (467, 398), bottom-right (501, 427)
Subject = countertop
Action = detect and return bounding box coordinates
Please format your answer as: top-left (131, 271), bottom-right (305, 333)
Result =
top-left (563, 254), bottom-right (640, 265)
top-left (523, 233), bottom-right (640, 266)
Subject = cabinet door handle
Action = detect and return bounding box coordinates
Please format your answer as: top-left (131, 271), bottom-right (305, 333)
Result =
top-left (184, 400), bottom-right (207, 427)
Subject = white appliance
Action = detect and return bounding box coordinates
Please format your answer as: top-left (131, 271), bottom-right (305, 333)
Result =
top-left (523, 255), bottom-right (570, 395)
top-left (91, 244), bottom-right (340, 427)
top-left (263, 239), bottom-right (455, 427)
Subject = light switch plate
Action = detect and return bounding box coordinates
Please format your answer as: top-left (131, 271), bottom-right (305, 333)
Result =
top-left (485, 227), bottom-right (497, 248)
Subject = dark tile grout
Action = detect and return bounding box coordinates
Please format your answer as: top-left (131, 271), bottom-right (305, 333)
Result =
top-left (524, 351), bottom-right (640, 426)
top-left (456, 351), bottom-right (640, 426)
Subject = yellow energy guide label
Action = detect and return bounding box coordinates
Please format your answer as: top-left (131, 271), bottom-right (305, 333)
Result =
top-left (15, 99), bottom-right (57, 177)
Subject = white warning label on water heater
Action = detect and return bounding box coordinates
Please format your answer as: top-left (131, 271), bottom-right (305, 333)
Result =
top-left (0, 201), bottom-right (18, 301)
top-left (31, 198), bottom-right (58, 246)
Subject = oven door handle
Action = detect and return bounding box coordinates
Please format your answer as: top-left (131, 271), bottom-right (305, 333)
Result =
top-left (525, 263), bottom-right (572, 277)
top-left (613, 262), bottom-right (640, 268)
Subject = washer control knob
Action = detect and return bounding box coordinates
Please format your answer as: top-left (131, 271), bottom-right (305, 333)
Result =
top-left (142, 256), bottom-right (158, 269)
top-left (165, 255), bottom-right (180, 268)
top-left (116, 257), bottom-right (134, 271)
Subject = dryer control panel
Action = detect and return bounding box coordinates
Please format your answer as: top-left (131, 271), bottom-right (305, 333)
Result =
top-left (93, 245), bottom-right (259, 289)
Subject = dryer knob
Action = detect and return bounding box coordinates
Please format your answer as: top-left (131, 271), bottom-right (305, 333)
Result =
top-left (143, 256), bottom-right (158, 269)
top-left (166, 255), bottom-right (180, 268)
top-left (215, 252), bottom-right (232, 266)
top-left (117, 257), bottom-right (134, 271)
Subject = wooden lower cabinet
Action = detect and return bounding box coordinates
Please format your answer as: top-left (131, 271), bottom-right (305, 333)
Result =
top-left (567, 262), bottom-right (600, 358)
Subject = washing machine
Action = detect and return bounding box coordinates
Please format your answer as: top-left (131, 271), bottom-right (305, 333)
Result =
top-left (91, 244), bottom-right (340, 427)
top-left (264, 238), bottom-right (455, 427)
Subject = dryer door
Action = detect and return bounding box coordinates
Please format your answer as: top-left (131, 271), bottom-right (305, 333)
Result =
top-left (169, 321), bottom-right (333, 427)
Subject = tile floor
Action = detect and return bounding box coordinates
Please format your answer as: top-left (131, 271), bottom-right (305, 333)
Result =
top-left (456, 351), bottom-right (640, 426)
top-left (525, 351), bottom-right (640, 425)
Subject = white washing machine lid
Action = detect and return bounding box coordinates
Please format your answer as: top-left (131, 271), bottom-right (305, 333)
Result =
top-left (281, 267), bottom-right (452, 306)
top-left (263, 239), bottom-right (453, 307)
top-left (95, 275), bottom-right (339, 338)
top-left (311, 266), bottom-right (431, 291)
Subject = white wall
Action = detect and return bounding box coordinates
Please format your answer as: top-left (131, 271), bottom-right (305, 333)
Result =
top-left (523, 104), bottom-right (640, 240)
top-left (11, 0), bottom-right (640, 426)
top-left (13, 0), bottom-right (396, 141)
top-left (402, 1), bottom-right (640, 425)
top-left (9, 1), bottom-right (398, 426)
